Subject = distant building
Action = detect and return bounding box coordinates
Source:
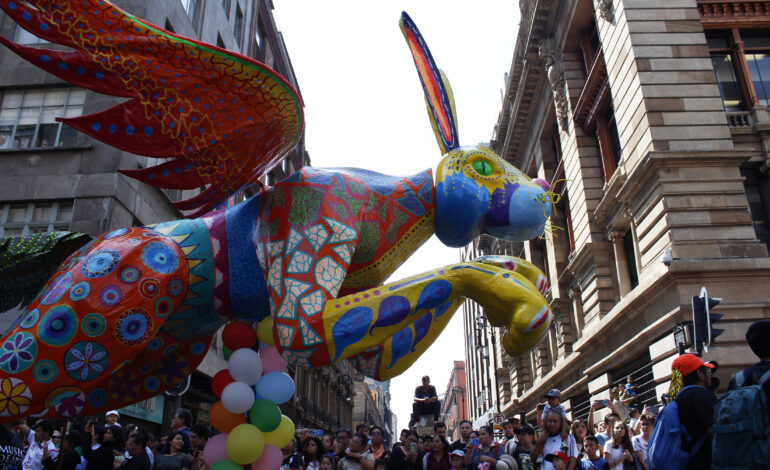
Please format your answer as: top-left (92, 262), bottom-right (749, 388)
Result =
top-left (440, 361), bottom-right (467, 441)
top-left (463, 0), bottom-right (770, 424)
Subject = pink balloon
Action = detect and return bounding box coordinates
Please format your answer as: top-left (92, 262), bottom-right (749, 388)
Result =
top-left (203, 433), bottom-right (230, 467)
top-left (251, 444), bottom-right (282, 470)
top-left (260, 346), bottom-right (287, 374)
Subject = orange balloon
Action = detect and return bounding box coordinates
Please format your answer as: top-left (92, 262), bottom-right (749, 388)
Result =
top-left (210, 400), bottom-right (247, 433)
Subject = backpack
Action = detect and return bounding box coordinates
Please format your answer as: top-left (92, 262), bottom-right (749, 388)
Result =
top-left (647, 385), bottom-right (706, 470)
top-left (711, 369), bottom-right (770, 470)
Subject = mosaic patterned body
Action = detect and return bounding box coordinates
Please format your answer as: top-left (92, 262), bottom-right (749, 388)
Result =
top-left (0, 3), bottom-right (555, 421)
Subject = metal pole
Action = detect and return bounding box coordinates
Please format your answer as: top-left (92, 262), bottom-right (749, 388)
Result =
top-left (491, 333), bottom-right (501, 413)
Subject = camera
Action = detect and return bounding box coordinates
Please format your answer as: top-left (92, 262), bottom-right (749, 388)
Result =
top-left (661, 248), bottom-right (673, 266)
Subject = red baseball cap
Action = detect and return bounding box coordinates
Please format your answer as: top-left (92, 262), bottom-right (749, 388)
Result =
top-left (544, 451), bottom-right (569, 464)
top-left (672, 353), bottom-right (715, 376)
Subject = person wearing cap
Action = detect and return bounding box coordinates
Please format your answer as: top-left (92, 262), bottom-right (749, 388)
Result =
top-left (669, 353), bottom-right (716, 470)
top-left (502, 416), bottom-right (521, 456)
top-left (533, 410), bottom-right (577, 470)
top-left (544, 451), bottom-right (569, 470)
top-left (511, 425), bottom-right (536, 470)
top-left (413, 376), bottom-right (440, 424)
top-left (727, 319), bottom-right (770, 411)
top-left (537, 389), bottom-right (568, 443)
top-left (105, 411), bottom-right (121, 428)
top-left (448, 449), bottom-right (465, 470)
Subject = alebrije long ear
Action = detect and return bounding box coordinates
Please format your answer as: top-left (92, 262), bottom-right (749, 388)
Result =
top-left (400, 12), bottom-right (460, 155)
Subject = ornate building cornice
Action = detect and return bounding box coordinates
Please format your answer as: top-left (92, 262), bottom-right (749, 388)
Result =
top-left (539, 38), bottom-right (570, 131)
top-left (697, 0), bottom-right (770, 27)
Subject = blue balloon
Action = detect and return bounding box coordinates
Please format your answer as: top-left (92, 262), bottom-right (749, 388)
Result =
top-left (256, 372), bottom-right (295, 404)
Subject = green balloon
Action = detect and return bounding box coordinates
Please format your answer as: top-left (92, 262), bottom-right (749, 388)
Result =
top-left (209, 460), bottom-right (242, 470)
top-left (249, 398), bottom-right (282, 432)
top-left (223, 346), bottom-right (233, 360)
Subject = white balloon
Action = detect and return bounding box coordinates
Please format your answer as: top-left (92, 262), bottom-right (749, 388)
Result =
top-left (221, 381), bottom-right (255, 414)
top-left (228, 348), bottom-right (263, 385)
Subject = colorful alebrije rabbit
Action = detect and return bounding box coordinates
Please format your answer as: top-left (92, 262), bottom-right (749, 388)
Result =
top-left (0, 2), bottom-right (552, 422)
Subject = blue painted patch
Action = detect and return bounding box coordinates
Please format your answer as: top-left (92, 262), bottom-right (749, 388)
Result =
top-left (396, 186), bottom-right (425, 216)
top-left (418, 178), bottom-right (433, 205)
top-left (332, 306), bottom-right (374, 361)
top-left (387, 326), bottom-right (413, 369)
top-left (411, 312), bottom-right (433, 352)
top-left (434, 300), bottom-right (453, 320)
top-left (369, 295), bottom-right (411, 336)
top-left (415, 279), bottom-right (452, 311)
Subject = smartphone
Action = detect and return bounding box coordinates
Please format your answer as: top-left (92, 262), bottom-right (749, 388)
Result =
top-left (470, 438), bottom-right (479, 447)
top-left (596, 399), bottom-right (609, 407)
top-left (409, 442), bottom-right (417, 453)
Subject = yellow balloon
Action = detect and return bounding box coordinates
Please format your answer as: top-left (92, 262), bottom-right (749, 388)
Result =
top-left (262, 415), bottom-right (295, 448)
top-left (226, 424), bottom-right (265, 465)
top-left (257, 317), bottom-right (275, 346)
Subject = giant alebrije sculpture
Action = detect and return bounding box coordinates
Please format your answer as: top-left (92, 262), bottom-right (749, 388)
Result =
top-left (0, 1), bottom-right (554, 422)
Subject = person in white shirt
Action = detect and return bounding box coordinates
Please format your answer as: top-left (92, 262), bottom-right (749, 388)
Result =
top-left (533, 411), bottom-right (577, 470)
top-left (22, 420), bottom-right (58, 470)
top-left (105, 411), bottom-right (121, 428)
top-left (631, 413), bottom-right (655, 470)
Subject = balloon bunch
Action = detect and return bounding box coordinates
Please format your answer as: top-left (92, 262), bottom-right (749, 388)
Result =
top-left (202, 318), bottom-right (297, 470)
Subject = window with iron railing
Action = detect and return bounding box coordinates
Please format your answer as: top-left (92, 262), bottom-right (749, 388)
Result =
top-left (0, 88), bottom-right (85, 150)
top-left (708, 28), bottom-right (770, 110)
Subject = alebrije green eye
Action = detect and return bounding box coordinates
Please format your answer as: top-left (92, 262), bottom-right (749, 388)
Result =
top-left (473, 160), bottom-right (494, 176)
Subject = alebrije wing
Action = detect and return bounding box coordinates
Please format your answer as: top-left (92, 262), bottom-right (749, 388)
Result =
top-left (399, 11), bottom-right (459, 155)
top-left (0, 231), bottom-right (93, 312)
top-left (0, 0), bottom-right (304, 217)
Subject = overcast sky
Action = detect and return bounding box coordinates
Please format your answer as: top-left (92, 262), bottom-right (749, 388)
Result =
top-left (273, 0), bottom-right (519, 430)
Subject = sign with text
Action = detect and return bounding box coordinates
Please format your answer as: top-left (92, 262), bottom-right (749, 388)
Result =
top-left (119, 394), bottom-right (165, 423)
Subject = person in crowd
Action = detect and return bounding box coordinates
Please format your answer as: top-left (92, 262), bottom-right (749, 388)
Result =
top-left (51, 431), bottom-right (62, 451)
top-left (336, 429), bottom-right (352, 454)
top-left (533, 410), bottom-right (577, 470)
top-left (166, 409), bottom-right (192, 454)
top-left (115, 433), bottom-right (151, 470)
top-left (631, 412), bottom-right (653, 470)
top-left (538, 389), bottom-right (568, 442)
top-left (728, 319), bottom-right (770, 409)
top-left (355, 425), bottom-right (369, 443)
top-left (321, 454), bottom-right (335, 470)
top-left (512, 425), bottom-right (536, 470)
top-left (413, 376), bottom-right (440, 424)
top-left (502, 417), bottom-right (520, 456)
top-left (188, 425), bottom-right (208, 470)
top-left (433, 422), bottom-right (447, 440)
top-left (83, 424), bottom-right (121, 470)
top-left (569, 419), bottom-right (591, 461)
top-left (374, 460), bottom-right (386, 470)
top-left (423, 435), bottom-right (450, 470)
top-left (297, 429), bottom-right (311, 450)
top-left (448, 449), bottom-right (464, 470)
top-left (43, 430), bottom-right (81, 470)
top-left (449, 420), bottom-right (472, 452)
top-left (304, 436), bottom-right (325, 470)
top-left (544, 452), bottom-right (570, 470)
top-left (609, 387), bottom-right (633, 423)
top-left (154, 431), bottom-right (192, 470)
top-left (626, 407), bottom-right (640, 433)
top-left (22, 420), bottom-right (59, 470)
top-left (281, 437), bottom-right (302, 470)
top-left (578, 436), bottom-right (607, 470)
top-left (397, 430), bottom-right (410, 449)
top-left (465, 425), bottom-right (503, 470)
top-left (602, 419), bottom-right (633, 470)
top-left (106, 410), bottom-right (122, 428)
top-left (669, 353), bottom-right (716, 470)
top-left (587, 406), bottom-right (618, 448)
top-left (337, 433), bottom-right (373, 470)
top-left (0, 420), bottom-right (24, 469)
top-left (126, 427), bottom-right (155, 468)
top-left (369, 426), bottom-right (389, 462)
top-left (322, 434), bottom-right (334, 454)
top-left (624, 376), bottom-right (637, 403)
top-left (388, 431), bottom-right (419, 470)
top-left (469, 431), bottom-right (479, 441)
top-left (332, 437), bottom-right (346, 465)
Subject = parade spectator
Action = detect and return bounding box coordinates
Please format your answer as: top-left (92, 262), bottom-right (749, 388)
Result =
top-left (166, 409), bottom-right (192, 454)
top-left (434, 422), bottom-right (447, 440)
top-left (624, 376), bottom-right (637, 402)
top-left (413, 376), bottom-right (440, 424)
top-left (332, 437), bottom-right (346, 464)
top-left (602, 419), bottom-right (633, 470)
top-left (115, 433), bottom-right (151, 470)
top-left (626, 408), bottom-right (640, 435)
top-left (189, 424), bottom-right (208, 470)
top-left (569, 420), bottom-right (591, 461)
top-left (631, 413), bottom-right (653, 470)
top-left (449, 421), bottom-right (472, 452)
top-left (544, 452), bottom-right (569, 470)
top-left (369, 426), bottom-right (389, 461)
top-left (502, 417), bottom-right (520, 456)
top-left (281, 437), bottom-right (302, 470)
top-left (397, 430), bottom-right (410, 448)
top-left (355, 425), bottom-right (370, 442)
top-left (587, 406), bottom-right (618, 448)
top-left (423, 435), bottom-right (450, 470)
top-left (126, 427), bottom-right (154, 467)
top-left (154, 431), bottom-right (192, 470)
top-left (43, 430), bottom-right (81, 470)
top-left (533, 410), bottom-right (577, 470)
top-left (469, 431), bottom-right (479, 441)
top-left (448, 450), bottom-right (464, 470)
top-left (22, 420), bottom-right (59, 470)
top-left (336, 429), bottom-right (352, 453)
top-left (338, 433), bottom-right (374, 470)
top-left (323, 434), bottom-right (334, 454)
top-left (304, 436), bottom-right (325, 470)
top-left (106, 410), bottom-right (122, 428)
top-left (512, 425), bottom-right (536, 470)
top-left (670, 353), bottom-right (716, 470)
top-left (465, 426), bottom-right (503, 470)
top-left (0, 421), bottom-right (24, 469)
top-left (321, 455), bottom-right (335, 470)
top-left (578, 436), bottom-right (607, 470)
top-left (538, 389), bottom-right (568, 442)
top-left (727, 318), bottom-right (770, 411)
top-left (388, 431), bottom-right (419, 470)
top-left (83, 424), bottom-right (121, 470)
top-left (375, 460), bottom-right (387, 470)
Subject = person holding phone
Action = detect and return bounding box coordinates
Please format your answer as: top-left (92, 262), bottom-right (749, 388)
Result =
top-left (387, 431), bottom-right (419, 470)
top-left (465, 426), bottom-right (503, 470)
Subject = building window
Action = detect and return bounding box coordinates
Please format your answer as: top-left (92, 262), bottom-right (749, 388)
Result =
top-left (14, 25), bottom-right (48, 45)
top-left (222, 0), bottom-right (231, 18)
top-left (623, 230), bottom-right (638, 289)
top-left (741, 167), bottom-right (770, 252)
top-left (180, 0), bottom-right (198, 22)
top-left (596, 105), bottom-right (622, 182)
top-left (0, 88), bottom-right (86, 150)
top-left (0, 201), bottom-right (73, 236)
top-left (707, 29), bottom-right (770, 110)
top-left (255, 19), bottom-right (265, 54)
top-left (234, 4), bottom-right (244, 46)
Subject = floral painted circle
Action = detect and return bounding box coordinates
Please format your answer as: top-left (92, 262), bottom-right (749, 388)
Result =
top-left (81, 249), bottom-right (120, 278)
top-left (64, 341), bottom-right (108, 381)
top-left (115, 309), bottom-right (153, 346)
top-left (37, 305), bottom-right (78, 347)
top-left (87, 388), bottom-right (108, 407)
top-left (0, 377), bottom-right (32, 417)
top-left (141, 242), bottom-right (179, 274)
top-left (119, 265), bottom-right (142, 284)
top-left (40, 272), bottom-right (73, 306)
top-left (32, 359), bottom-right (58, 384)
top-left (139, 278), bottom-right (160, 299)
top-left (19, 308), bottom-right (40, 329)
top-left (81, 313), bottom-right (106, 337)
top-left (0, 332), bottom-right (37, 373)
top-left (98, 285), bottom-right (124, 307)
top-left (45, 386), bottom-right (86, 417)
top-left (68, 281), bottom-right (91, 302)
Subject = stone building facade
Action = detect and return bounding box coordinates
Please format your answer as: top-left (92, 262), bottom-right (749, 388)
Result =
top-left (439, 361), bottom-right (468, 441)
top-left (463, 0), bottom-right (770, 424)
